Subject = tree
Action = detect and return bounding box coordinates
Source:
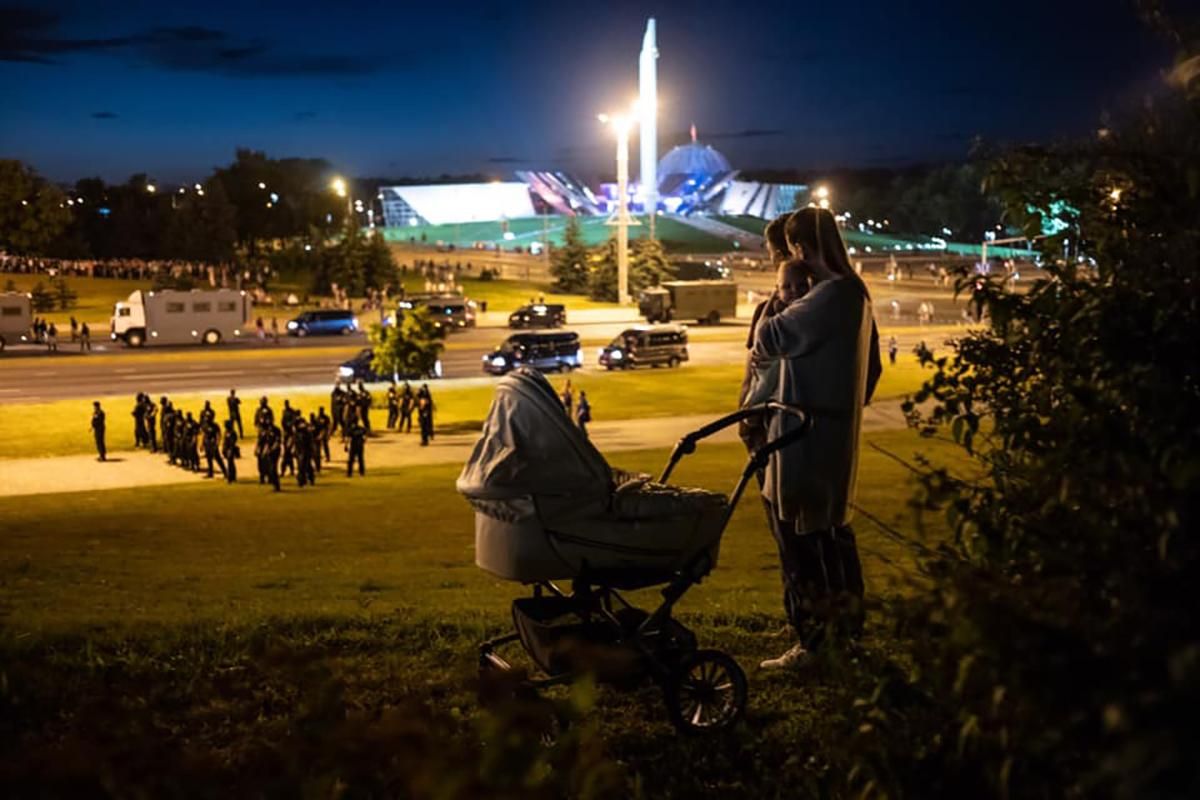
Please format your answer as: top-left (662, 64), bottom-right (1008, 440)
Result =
top-left (587, 235), bottom-right (674, 302)
top-left (549, 215), bottom-right (590, 293)
top-left (28, 282), bottom-right (56, 312)
top-left (312, 225), bottom-right (396, 297)
top-left (165, 180), bottom-right (237, 264)
top-left (367, 307), bottom-right (445, 381)
top-left (844, 9), bottom-right (1200, 797)
top-left (0, 160), bottom-right (71, 255)
top-left (51, 277), bottom-right (77, 311)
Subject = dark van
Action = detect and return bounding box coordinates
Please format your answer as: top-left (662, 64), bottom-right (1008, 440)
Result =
top-left (287, 309), bottom-right (358, 337)
top-left (508, 303), bottom-right (567, 329)
top-left (483, 331), bottom-right (582, 375)
top-left (598, 325), bottom-right (688, 370)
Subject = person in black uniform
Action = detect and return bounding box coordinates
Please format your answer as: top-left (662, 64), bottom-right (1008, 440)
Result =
top-left (346, 420), bottom-right (366, 476)
top-left (144, 396), bottom-right (158, 453)
top-left (91, 401), bottom-right (107, 461)
top-left (227, 389), bottom-right (243, 438)
top-left (330, 384), bottom-right (344, 436)
top-left (386, 383), bottom-right (399, 429)
top-left (399, 382), bottom-right (414, 433)
top-left (132, 394), bottom-right (146, 448)
top-left (357, 382), bottom-right (372, 433)
top-left (222, 420), bottom-right (240, 483)
top-left (417, 393), bottom-right (434, 446)
top-left (185, 413), bottom-right (201, 471)
top-left (307, 413), bottom-right (323, 472)
top-left (280, 403), bottom-right (296, 477)
top-left (315, 407), bottom-right (332, 463)
top-left (256, 423), bottom-right (282, 491)
top-left (202, 418), bottom-right (226, 479)
top-left (254, 396), bottom-right (274, 432)
top-left (295, 419), bottom-right (316, 487)
top-left (200, 400), bottom-right (216, 426)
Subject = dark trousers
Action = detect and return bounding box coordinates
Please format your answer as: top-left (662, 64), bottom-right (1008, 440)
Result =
top-left (94, 431), bottom-right (106, 461)
top-left (387, 406), bottom-right (398, 429)
top-left (231, 413), bottom-right (243, 438)
top-left (400, 410), bottom-right (413, 432)
top-left (206, 451), bottom-right (226, 479)
top-left (320, 437), bottom-right (330, 462)
top-left (147, 428), bottom-right (157, 453)
top-left (297, 458), bottom-right (315, 487)
top-left (769, 512), bottom-right (865, 652)
top-left (347, 446), bottom-right (364, 476)
top-left (225, 458), bottom-right (237, 483)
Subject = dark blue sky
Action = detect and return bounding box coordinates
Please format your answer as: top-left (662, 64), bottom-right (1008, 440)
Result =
top-left (0, 0), bottom-right (1172, 184)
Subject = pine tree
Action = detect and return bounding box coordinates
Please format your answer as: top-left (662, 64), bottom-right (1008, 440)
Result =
top-left (587, 235), bottom-right (674, 302)
top-left (549, 215), bottom-right (590, 293)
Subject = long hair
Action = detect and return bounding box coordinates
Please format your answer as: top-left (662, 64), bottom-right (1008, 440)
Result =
top-left (763, 214), bottom-right (791, 261)
top-left (785, 207), bottom-right (871, 300)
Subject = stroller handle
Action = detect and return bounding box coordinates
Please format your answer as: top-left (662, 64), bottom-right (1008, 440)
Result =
top-left (658, 402), bottom-right (808, 484)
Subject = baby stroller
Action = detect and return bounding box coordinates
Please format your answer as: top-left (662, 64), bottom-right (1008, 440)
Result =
top-left (456, 368), bottom-right (808, 734)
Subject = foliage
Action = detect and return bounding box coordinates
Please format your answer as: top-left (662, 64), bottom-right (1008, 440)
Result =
top-left (587, 235), bottom-right (675, 302)
top-left (312, 224), bottom-right (397, 296)
top-left (842, 159), bottom-right (1003, 240)
top-left (164, 179), bottom-right (237, 263)
top-left (845, 15), bottom-right (1200, 798)
top-left (550, 215), bottom-right (591, 293)
top-left (28, 281), bottom-right (56, 312)
top-left (367, 306), bottom-right (445, 380)
top-left (211, 148), bottom-right (344, 253)
top-left (151, 270), bottom-right (197, 291)
top-left (0, 160), bottom-right (71, 254)
top-left (51, 277), bottom-right (77, 311)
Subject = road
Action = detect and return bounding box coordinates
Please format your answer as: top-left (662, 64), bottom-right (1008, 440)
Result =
top-left (0, 313), bottom-right (763, 403)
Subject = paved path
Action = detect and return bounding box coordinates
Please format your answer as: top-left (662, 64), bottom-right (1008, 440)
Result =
top-left (0, 404), bottom-right (910, 498)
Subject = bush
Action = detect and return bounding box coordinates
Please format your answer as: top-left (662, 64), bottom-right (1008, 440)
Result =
top-left (843, 17), bottom-right (1200, 798)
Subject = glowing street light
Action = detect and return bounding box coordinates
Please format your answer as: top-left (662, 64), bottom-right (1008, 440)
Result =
top-left (812, 184), bottom-right (831, 210)
top-left (330, 177), bottom-right (353, 221)
top-left (146, 184), bottom-right (157, 194)
top-left (598, 107), bottom-right (640, 304)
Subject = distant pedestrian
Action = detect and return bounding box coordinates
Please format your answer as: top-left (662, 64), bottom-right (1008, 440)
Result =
top-left (887, 336), bottom-right (898, 365)
top-left (256, 317), bottom-right (265, 340)
top-left (222, 420), bottom-right (240, 483)
top-left (271, 317), bottom-right (280, 344)
top-left (79, 322), bottom-right (91, 351)
top-left (91, 401), bottom-right (107, 461)
top-left (227, 388), bottom-right (243, 438)
top-left (386, 383), bottom-right (399, 429)
top-left (575, 391), bottom-right (591, 437)
top-left (315, 407), bottom-right (332, 462)
top-left (346, 421), bottom-right (366, 476)
top-left (560, 379), bottom-right (574, 417)
top-left (399, 382), bottom-right (414, 433)
top-left (46, 322), bottom-right (58, 351)
top-left (69, 316), bottom-right (78, 342)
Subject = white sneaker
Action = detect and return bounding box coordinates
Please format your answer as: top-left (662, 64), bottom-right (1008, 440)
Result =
top-left (759, 643), bottom-right (810, 670)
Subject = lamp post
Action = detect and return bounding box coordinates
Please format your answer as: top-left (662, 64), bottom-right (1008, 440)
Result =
top-left (598, 111), bottom-right (639, 305)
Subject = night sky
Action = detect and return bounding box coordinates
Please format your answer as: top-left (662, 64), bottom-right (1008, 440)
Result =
top-left (0, 0), bottom-right (1173, 184)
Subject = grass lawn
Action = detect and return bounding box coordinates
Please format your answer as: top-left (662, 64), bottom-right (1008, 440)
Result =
top-left (0, 358), bottom-right (935, 460)
top-left (0, 429), bottom-right (963, 795)
top-left (382, 214), bottom-right (733, 253)
top-left (1, 272), bottom-right (150, 329)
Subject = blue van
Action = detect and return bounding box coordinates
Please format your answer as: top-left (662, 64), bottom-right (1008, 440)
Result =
top-left (337, 348), bottom-right (442, 383)
top-left (287, 309), bottom-right (358, 337)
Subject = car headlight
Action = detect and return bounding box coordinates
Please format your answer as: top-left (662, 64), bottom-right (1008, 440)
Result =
top-left (610, 349), bottom-right (623, 360)
top-left (338, 366), bottom-right (354, 377)
top-left (287, 321), bottom-right (298, 329)
top-left (490, 356), bottom-right (507, 368)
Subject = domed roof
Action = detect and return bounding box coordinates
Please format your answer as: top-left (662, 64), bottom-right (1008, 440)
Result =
top-left (657, 143), bottom-right (732, 181)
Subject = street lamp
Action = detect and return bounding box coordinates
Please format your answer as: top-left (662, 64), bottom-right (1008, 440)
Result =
top-left (813, 184), bottom-right (831, 210)
top-left (598, 108), bottom-right (640, 305)
top-left (330, 177), bottom-right (353, 222)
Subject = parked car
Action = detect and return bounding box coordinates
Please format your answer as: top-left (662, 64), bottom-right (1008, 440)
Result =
top-left (483, 331), bottom-right (582, 375)
top-left (337, 348), bottom-right (442, 383)
top-left (508, 303), bottom-right (567, 329)
top-left (598, 325), bottom-right (689, 370)
top-left (287, 309), bottom-right (359, 337)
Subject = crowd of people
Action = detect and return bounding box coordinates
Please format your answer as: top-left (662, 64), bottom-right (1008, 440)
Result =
top-left (0, 254), bottom-right (213, 282)
top-left (89, 381), bottom-right (440, 488)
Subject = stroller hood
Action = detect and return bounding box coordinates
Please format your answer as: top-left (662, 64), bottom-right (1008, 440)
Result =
top-left (456, 368), bottom-right (612, 524)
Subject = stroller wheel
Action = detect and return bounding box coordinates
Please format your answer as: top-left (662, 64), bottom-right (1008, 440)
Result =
top-left (664, 650), bottom-right (747, 735)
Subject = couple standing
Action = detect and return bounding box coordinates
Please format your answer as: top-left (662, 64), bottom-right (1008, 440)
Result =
top-left (741, 207), bottom-right (882, 669)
